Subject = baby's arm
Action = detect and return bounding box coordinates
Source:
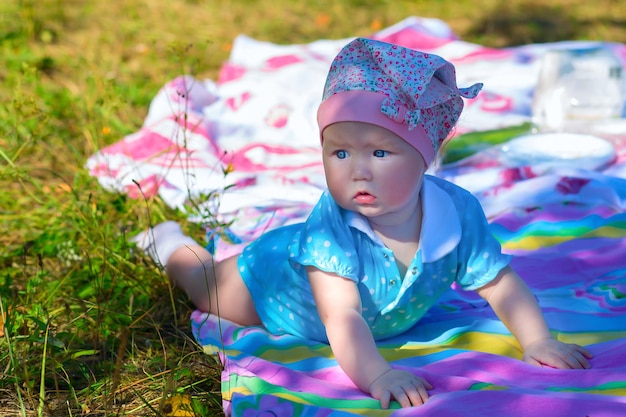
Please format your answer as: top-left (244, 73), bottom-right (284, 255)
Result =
top-left (307, 267), bottom-right (431, 409)
top-left (477, 265), bottom-right (592, 369)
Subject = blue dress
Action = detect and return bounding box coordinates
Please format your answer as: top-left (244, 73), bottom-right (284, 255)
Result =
top-left (238, 175), bottom-right (512, 342)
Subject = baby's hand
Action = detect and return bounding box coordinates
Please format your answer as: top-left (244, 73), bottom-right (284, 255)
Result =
top-left (522, 337), bottom-right (593, 369)
top-left (368, 368), bottom-right (432, 409)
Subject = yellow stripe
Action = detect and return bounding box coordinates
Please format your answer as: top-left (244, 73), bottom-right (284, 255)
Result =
top-left (502, 235), bottom-right (570, 251)
top-left (380, 331), bottom-right (626, 361)
top-left (213, 331), bottom-right (626, 367)
top-left (502, 226), bottom-right (626, 251)
top-left (555, 331), bottom-right (626, 345)
top-left (441, 332), bottom-right (520, 357)
top-left (585, 226), bottom-right (626, 239)
top-left (378, 332), bottom-right (522, 360)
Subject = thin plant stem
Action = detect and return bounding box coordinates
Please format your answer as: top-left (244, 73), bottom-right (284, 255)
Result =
top-left (38, 323), bottom-right (49, 417)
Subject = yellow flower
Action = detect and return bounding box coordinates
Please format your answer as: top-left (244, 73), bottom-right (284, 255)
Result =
top-left (223, 162), bottom-right (235, 175)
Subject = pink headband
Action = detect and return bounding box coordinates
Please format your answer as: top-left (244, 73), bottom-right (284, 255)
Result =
top-left (317, 38), bottom-right (482, 165)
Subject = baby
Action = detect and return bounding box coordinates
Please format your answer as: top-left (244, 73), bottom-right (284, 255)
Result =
top-left (135, 38), bottom-right (592, 409)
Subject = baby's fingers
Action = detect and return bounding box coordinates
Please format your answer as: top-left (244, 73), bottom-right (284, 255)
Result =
top-left (370, 370), bottom-right (433, 409)
top-left (389, 384), bottom-right (425, 408)
top-left (568, 345), bottom-right (593, 369)
top-left (551, 344), bottom-right (593, 369)
top-left (541, 348), bottom-right (592, 370)
top-left (378, 390), bottom-right (392, 410)
top-left (575, 344), bottom-right (594, 360)
top-left (408, 379), bottom-right (430, 406)
top-left (397, 380), bottom-right (432, 408)
top-left (390, 386), bottom-right (413, 408)
top-left (522, 354), bottom-right (542, 367)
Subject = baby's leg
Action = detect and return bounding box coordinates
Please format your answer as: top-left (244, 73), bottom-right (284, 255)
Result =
top-left (133, 221), bottom-right (260, 326)
top-left (166, 246), bottom-right (261, 326)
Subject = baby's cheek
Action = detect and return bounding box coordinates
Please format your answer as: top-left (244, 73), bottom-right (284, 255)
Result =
top-left (383, 174), bottom-right (421, 202)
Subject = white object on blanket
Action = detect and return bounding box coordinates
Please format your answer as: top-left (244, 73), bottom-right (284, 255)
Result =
top-left (499, 132), bottom-right (616, 170)
top-left (531, 46), bottom-right (625, 132)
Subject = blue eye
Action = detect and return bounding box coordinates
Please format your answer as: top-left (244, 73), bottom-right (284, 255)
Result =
top-left (373, 150), bottom-right (388, 157)
top-left (336, 150), bottom-right (348, 159)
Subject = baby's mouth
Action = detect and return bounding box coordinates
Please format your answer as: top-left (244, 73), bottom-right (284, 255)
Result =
top-left (354, 192), bottom-right (376, 204)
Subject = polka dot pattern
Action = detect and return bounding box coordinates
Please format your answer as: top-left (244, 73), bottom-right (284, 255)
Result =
top-left (237, 178), bottom-right (511, 343)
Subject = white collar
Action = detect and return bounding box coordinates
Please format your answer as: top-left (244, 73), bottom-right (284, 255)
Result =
top-left (346, 176), bottom-right (462, 263)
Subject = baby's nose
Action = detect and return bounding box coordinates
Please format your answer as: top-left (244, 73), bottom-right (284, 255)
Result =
top-left (351, 159), bottom-right (372, 180)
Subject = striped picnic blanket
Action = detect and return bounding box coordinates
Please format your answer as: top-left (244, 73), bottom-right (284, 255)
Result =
top-left (87, 16), bottom-right (626, 416)
top-left (191, 174), bottom-right (626, 416)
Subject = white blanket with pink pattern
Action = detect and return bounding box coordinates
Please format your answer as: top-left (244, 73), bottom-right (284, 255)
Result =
top-left (86, 17), bottom-right (626, 261)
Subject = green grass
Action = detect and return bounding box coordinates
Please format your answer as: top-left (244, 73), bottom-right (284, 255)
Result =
top-left (1, 0), bottom-right (625, 415)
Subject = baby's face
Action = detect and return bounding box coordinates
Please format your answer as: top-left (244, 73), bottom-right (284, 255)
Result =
top-left (322, 121), bottom-right (427, 224)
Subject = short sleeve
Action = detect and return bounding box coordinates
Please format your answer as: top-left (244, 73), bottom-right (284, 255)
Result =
top-left (454, 191), bottom-right (512, 290)
top-left (288, 190), bottom-right (360, 281)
